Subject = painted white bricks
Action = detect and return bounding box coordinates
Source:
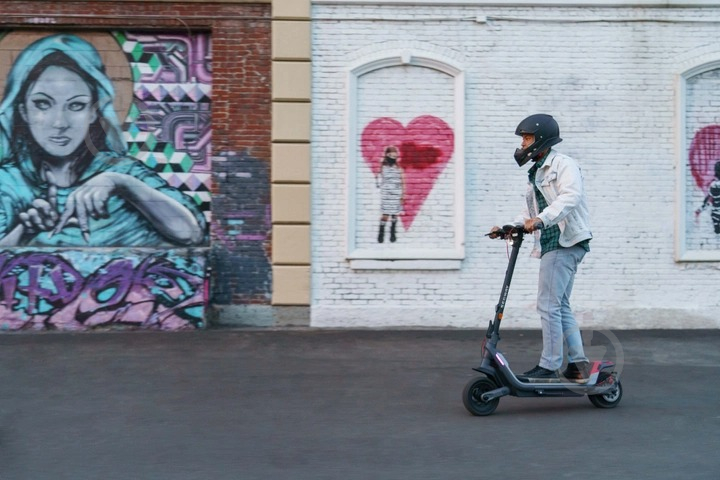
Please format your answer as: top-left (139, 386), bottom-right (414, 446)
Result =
top-left (311, 4), bottom-right (720, 328)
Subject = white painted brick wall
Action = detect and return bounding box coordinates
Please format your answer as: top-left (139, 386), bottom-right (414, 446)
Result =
top-left (311, 4), bottom-right (720, 328)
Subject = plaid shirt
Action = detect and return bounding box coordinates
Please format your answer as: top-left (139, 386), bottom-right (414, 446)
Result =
top-left (528, 155), bottom-right (590, 257)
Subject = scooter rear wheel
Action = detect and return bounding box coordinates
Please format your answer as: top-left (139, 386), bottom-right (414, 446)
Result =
top-left (463, 376), bottom-right (499, 416)
top-left (588, 374), bottom-right (623, 409)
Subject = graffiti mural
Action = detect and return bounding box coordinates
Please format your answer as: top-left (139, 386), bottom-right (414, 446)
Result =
top-left (0, 32), bottom-right (209, 247)
top-left (0, 249), bottom-right (206, 330)
top-left (0, 30), bottom-right (212, 329)
top-left (119, 31), bottom-right (212, 219)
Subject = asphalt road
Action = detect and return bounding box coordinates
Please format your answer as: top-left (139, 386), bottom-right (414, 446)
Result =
top-left (1, 328), bottom-right (718, 480)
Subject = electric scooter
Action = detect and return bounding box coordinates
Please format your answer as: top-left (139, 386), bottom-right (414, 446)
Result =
top-left (462, 225), bottom-right (622, 416)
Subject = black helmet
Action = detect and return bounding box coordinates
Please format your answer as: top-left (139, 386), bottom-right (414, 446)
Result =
top-left (513, 114), bottom-right (562, 166)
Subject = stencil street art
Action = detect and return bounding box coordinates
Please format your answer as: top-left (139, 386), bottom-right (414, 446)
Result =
top-left (689, 125), bottom-right (720, 235)
top-left (361, 115), bottom-right (454, 232)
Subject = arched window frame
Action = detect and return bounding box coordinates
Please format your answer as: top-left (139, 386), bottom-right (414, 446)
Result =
top-left (345, 50), bottom-right (466, 270)
top-left (676, 60), bottom-right (720, 262)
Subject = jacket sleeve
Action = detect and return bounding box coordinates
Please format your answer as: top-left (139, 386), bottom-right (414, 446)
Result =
top-left (536, 157), bottom-right (584, 227)
top-left (513, 183), bottom-right (534, 226)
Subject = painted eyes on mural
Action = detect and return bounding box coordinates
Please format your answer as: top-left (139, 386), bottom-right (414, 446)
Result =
top-left (29, 97), bottom-right (90, 113)
top-left (30, 98), bottom-right (52, 111)
top-left (67, 100), bottom-right (90, 112)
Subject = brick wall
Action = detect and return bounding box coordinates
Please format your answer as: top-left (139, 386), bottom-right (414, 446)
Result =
top-left (311, 4), bottom-right (720, 329)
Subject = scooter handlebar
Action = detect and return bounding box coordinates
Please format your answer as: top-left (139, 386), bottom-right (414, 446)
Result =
top-left (486, 224), bottom-right (524, 239)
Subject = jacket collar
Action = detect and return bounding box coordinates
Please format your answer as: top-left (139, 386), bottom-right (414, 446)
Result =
top-left (535, 149), bottom-right (556, 170)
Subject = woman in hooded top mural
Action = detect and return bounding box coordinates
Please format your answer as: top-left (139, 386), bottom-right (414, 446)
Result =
top-left (0, 33), bottom-right (206, 247)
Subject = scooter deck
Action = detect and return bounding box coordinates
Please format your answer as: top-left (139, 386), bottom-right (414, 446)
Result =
top-left (519, 377), bottom-right (586, 384)
top-left (515, 361), bottom-right (609, 385)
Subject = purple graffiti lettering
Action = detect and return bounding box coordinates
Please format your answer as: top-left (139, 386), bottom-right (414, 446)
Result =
top-left (144, 258), bottom-right (199, 287)
top-left (0, 252), bottom-right (204, 331)
top-left (75, 255), bottom-right (201, 325)
top-left (26, 265), bottom-right (43, 315)
top-left (1, 276), bottom-right (18, 310)
top-left (85, 258), bottom-right (136, 306)
top-left (0, 253), bottom-right (84, 314)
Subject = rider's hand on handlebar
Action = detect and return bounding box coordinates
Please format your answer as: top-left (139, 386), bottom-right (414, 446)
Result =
top-left (487, 225), bottom-right (519, 238)
top-left (524, 217), bottom-right (543, 233)
top-left (487, 223), bottom-right (535, 239)
top-left (488, 226), bottom-right (502, 239)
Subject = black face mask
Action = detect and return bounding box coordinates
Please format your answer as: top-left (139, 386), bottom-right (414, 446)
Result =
top-left (385, 156), bottom-right (396, 166)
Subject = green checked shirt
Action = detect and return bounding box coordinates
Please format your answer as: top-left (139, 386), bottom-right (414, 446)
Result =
top-left (528, 155), bottom-right (590, 257)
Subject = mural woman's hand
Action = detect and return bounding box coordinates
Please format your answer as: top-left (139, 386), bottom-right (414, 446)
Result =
top-left (52, 172), bottom-right (122, 243)
top-left (18, 198), bottom-right (59, 233)
top-left (18, 170), bottom-right (61, 234)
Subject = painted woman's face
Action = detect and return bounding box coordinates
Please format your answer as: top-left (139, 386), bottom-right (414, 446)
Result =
top-left (21, 65), bottom-right (97, 158)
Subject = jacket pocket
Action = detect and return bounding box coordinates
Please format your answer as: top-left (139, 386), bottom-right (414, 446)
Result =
top-left (538, 171), bottom-right (557, 188)
top-left (562, 213), bottom-right (580, 237)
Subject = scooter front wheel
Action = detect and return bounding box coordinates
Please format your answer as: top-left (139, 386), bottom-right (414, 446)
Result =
top-left (463, 376), bottom-right (499, 416)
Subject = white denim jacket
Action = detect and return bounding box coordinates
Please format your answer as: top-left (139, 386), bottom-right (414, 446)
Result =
top-left (514, 149), bottom-right (592, 258)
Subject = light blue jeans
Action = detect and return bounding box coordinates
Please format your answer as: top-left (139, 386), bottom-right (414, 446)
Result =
top-left (537, 245), bottom-right (589, 370)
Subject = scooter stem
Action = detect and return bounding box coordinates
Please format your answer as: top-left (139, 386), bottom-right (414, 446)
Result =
top-left (488, 227), bottom-right (525, 339)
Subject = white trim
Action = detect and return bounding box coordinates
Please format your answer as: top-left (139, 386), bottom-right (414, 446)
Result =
top-left (313, 0), bottom-right (720, 6)
top-left (345, 50), bottom-right (466, 269)
top-left (676, 60), bottom-right (720, 262)
top-left (349, 259), bottom-right (462, 270)
top-left (675, 69), bottom-right (688, 262)
top-left (348, 247), bottom-right (464, 260)
top-left (346, 50), bottom-right (463, 77)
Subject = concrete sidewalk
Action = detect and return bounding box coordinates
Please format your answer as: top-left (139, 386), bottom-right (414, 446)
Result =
top-left (1, 328), bottom-right (719, 479)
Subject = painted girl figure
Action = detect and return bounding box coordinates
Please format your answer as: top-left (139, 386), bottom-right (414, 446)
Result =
top-left (0, 34), bottom-right (206, 247)
top-left (695, 160), bottom-right (720, 234)
top-left (375, 145), bottom-right (405, 243)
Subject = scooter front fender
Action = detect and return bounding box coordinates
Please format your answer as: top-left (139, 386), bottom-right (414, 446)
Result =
top-left (472, 365), bottom-right (502, 386)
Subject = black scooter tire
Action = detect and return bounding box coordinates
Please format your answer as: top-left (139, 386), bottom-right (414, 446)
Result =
top-left (588, 374), bottom-right (623, 409)
top-left (463, 376), bottom-right (499, 416)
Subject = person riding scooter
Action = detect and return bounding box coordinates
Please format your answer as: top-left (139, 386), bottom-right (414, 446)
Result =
top-left (491, 114), bottom-right (593, 383)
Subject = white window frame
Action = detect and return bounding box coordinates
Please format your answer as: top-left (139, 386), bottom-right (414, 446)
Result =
top-left (676, 60), bottom-right (720, 262)
top-left (345, 50), bottom-right (465, 270)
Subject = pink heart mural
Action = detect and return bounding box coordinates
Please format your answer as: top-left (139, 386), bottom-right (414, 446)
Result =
top-left (361, 115), bottom-right (454, 229)
top-left (689, 124), bottom-right (720, 193)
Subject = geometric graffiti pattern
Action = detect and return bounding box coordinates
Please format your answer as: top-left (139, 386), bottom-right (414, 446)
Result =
top-left (114, 31), bottom-right (212, 219)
